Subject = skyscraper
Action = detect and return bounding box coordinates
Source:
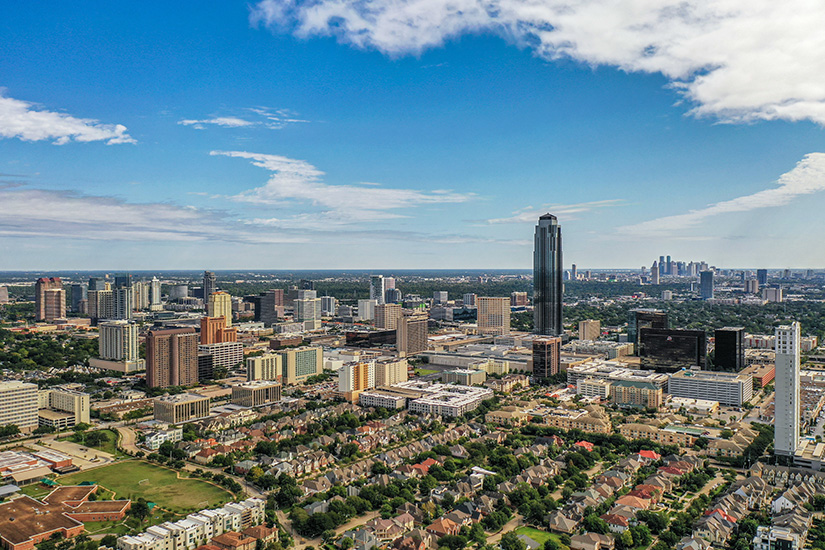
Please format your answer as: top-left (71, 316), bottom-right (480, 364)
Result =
top-left (258, 289), bottom-right (284, 325)
top-left (200, 316), bottom-right (238, 345)
top-left (113, 287), bottom-right (132, 320)
top-left (370, 275), bottom-right (386, 305)
top-left (462, 293), bottom-right (477, 307)
top-left (533, 336), bottom-right (561, 381)
top-left (375, 303), bottom-right (402, 330)
top-left (35, 277), bottom-right (65, 321)
top-left (70, 283), bottom-right (87, 313)
top-left (666, 255), bottom-right (672, 276)
top-left (203, 271), bottom-right (217, 300)
top-left (478, 297), bottom-right (511, 335)
top-left (650, 261), bottom-right (660, 285)
top-left (90, 320), bottom-right (145, 373)
top-left (88, 277), bottom-right (106, 291)
top-left (396, 314), bottom-right (428, 357)
top-left (775, 322), bottom-right (801, 457)
top-left (114, 273), bottom-right (132, 289)
top-left (150, 277), bottom-right (162, 307)
top-left (757, 269), bottom-right (768, 286)
top-left (714, 327), bottom-right (745, 371)
top-left (208, 291), bottom-right (232, 326)
top-left (146, 328), bottom-right (199, 388)
top-left (571, 264), bottom-right (577, 281)
top-left (700, 270), bottom-right (714, 300)
top-left (628, 309), bottom-right (668, 354)
top-left (533, 214), bottom-right (563, 336)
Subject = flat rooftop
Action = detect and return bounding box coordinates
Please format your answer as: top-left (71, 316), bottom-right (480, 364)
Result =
top-left (0, 496), bottom-right (80, 545)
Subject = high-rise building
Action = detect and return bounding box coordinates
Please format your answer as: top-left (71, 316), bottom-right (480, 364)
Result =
top-left (357, 299), bottom-right (377, 321)
top-left (757, 269), bottom-right (768, 286)
top-left (0, 382), bottom-right (38, 432)
top-left (98, 320), bottom-right (140, 362)
top-left (433, 291), bottom-right (448, 304)
top-left (763, 287), bottom-right (784, 303)
top-left (339, 361), bottom-right (375, 401)
top-left (294, 290), bottom-right (321, 328)
top-left (650, 261), bottom-right (660, 285)
top-left (320, 296), bottom-right (337, 316)
top-left (714, 327), bottom-right (745, 371)
top-left (203, 271), bottom-right (217, 301)
top-left (397, 314), bottom-right (428, 357)
top-left (198, 352), bottom-right (214, 381)
top-left (88, 277), bottom-right (106, 291)
top-left (150, 277), bottom-right (162, 308)
top-left (533, 336), bottom-right (561, 382)
top-left (370, 275), bottom-right (386, 305)
top-left (130, 280), bottom-right (150, 311)
top-left (38, 388), bottom-right (91, 426)
top-left (114, 273), bottom-right (132, 289)
top-left (700, 270), bottom-right (714, 300)
top-left (70, 283), bottom-right (87, 313)
top-left (113, 287), bottom-right (132, 320)
top-left (258, 289), bottom-right (284, 325)
top-left (662, 290), bottom-right (673, 301)
top-left (146, 328), bottom-right (199, 388)
top-left (208, 291), bottom-right (233, 326)
top-left (774, 322), bottom-right (801, 457)
top-left (247, 353), bottom-right (282, 381)
top-left (510, 292), bottom-right (528, 307)
top-left (375, 303), bottom-right (402, 330)
top-left (299, 279), bottom-right (315, 290)
top-left (200, 316), bottom-right (238, 345)
top-left (579, 319), bottom-right (601, 341)
top-left (384, 277), bottom-right (396, 290)
top-left (0, 286), bottom-right (8, 304)
top-left (87, 289), bottom-right (113, 321)
top-left (277, 346), bottom-right (323, 385)
top-left (638, 328), bottom-right (706, 372)
top-left (374, 358), bottom-right (408, 386)
top-left (628, 309), bottom-right (669, 354)
top-left (666, 255), bottom-right (672, 276)
top-left (199, 341), bottom-right (243, 371)
top-left (478, 297), bottom-right (510, 335)
top-left (35, 277), bottom-right (65, 321)
top-left (571, 264), bottom-right (578, 280)
top-left (533, 214), bottom-right (563, 336)
top-left (385, 288), bottom-right (401, 304)
top-left (744, 279), bottom-right (759, 294)
top-left (462, 293), bottom-right (477, 307)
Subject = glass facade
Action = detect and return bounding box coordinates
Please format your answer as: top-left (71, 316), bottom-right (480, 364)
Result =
top-left (639, 328), bottom-right (707, 372)
top-left (533, 214), bottom-right (563, 336)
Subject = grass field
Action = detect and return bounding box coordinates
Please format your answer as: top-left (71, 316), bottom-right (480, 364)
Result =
top-left (415, 368), bottom-right (439, 376)
top-left (514, 527), bottom-right (566, 547)
top-left (59, 460), bottom-right (233, 513)
top-left (58, 429), bottom-right (122, 456)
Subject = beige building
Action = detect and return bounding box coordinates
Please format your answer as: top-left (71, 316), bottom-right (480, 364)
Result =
top-left (375, 303), bottom-right (402, 330)
top-left (38, 388), bottom-right (90, 426)
top-left (485, 374), bottom-right (530, 392)
top-left (246, 353), bottom-right (282, 381)
top-left (397, 314), bottom-right (428, 356)
top-left (0, 382), bottom-right (38, 433)
top-left (486, 406), bottom-right (529, 426)
top-left (477, 297), bottom-right (510, 335)
top-left (443, 369), bottom-right (486, 386)
top-left (231, 381), bottom-right (282, 407)
top-left (579, 319), bottom-right (601, 341)
top-left (543, 406), bottom-right (612, 434)
top-left (469, 358), bottom-right (510, 375)
top-left (208, 291), bottom-right (233, 326)
top-left (92, 320), bottom-right (145, 373)
top-left (154, 393), bottom-right (211, 424)
top-left (577, 378), bottom-right (612, 399)
top-left (277, 346), bottom-right (323, 385)
top-left (619, 423), bottom-right (696, 447)
top-left (609, 380), bottom-right (663, 408)
top-left (199, 342), bottom-right (244, 370)
top-left (374, 358), bottom-right (408, 386)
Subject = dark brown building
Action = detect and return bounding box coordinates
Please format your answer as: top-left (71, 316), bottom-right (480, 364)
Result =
top-left (533, 336), bottom-right (561, 382)
top-left (146, 328), bottom-right (199, 388)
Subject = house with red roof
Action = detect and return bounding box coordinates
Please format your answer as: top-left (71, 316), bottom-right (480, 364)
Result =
top-left (575, 441), bottom-right (595, 452)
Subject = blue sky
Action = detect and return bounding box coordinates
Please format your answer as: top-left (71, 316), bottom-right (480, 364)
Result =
top-left (2, 1), bottom-right (825, 270)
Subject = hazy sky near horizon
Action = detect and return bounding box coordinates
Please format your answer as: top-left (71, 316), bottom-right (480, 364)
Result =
top-left (2, 2), bottom-right (825, 270)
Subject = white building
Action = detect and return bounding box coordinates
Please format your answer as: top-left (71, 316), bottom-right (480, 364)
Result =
top-left (357, 299), bottom-right (377, 321)
top-left (668, 370), bottom-right (753, 407)
top-left (775, 322), bottom-right (801, 457)
top-left (199, 342), bottom-right (244, 370)
top-left (94, 320), bottom-right (145, 373)
top-left (38, 387), bottom-right (90, 426)
top-left (370, 275), bottom-right (386, 305)
top-left (0, 381), bottom-right (38, 432)
top-left (320, 296), bottom-right (337, 316)
top-left (144, 427), bottom-right (183, 450)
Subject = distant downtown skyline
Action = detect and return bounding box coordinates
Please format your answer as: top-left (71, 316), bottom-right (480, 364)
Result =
top-left (2, 3), bottom-right (825, 269)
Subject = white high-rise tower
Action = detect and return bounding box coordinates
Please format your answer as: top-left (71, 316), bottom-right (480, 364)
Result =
top-left (370, 275), bottom-right (386, 305)
top-left (774, 322), bottom-right (801, 457)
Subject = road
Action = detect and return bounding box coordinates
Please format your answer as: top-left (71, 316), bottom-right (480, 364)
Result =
top-left (116, 426), bottom-right (140, 455)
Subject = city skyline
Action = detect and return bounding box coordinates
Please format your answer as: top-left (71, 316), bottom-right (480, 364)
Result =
top-left (3, 3), bottom-right (825, 269)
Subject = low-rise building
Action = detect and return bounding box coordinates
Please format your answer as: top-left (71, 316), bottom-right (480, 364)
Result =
top-left (609, 380), bottom-right (662, 409)
top-left (542, 406), bottom-right (612, 434)
top-left (668, 370), bottom-right (753, 407)
top-left (231, 381), bottom-right (282, 408)
top-left (144, 427), bottom-right (184, 450)
top-left (740, 364), bottom-right (776, 388)
top-left (619, 423), bottom-right (696, 447)
top-left (154, 393), bottom-right (211, 424)
top-left (442, 369), bottom-right (486, 386)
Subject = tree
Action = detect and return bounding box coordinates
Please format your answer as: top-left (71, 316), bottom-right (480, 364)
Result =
top-left (100, 535), bottom-right (118, 549)
top-left (617, 530), bottom-right (634, 550)
top-left (340, 538), bottom-right (354, 550)
top-left (500, 533), bottom-right (526, 550)
top-left (130, 499), bottom-right (150, 520)
top-left (582, 514), bottom-right (609, 535)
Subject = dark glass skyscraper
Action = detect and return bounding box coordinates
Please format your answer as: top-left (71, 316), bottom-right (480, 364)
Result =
top-left (203, 270), bottom-right (217, 299)
top-left (533, 214), bottom-right (563, 336)
top-left (714, 327), bottom-right (745, 371)
top-left (700, 270), bottom-right (714, 300)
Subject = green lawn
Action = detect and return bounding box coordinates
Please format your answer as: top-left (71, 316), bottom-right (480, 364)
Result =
top-left (19, 483), bottom-right (52, 500)
top-left (514, 527), bottom-right (566, 548)
top-left (59, 460), bottom-right (234, 514)
top-left (58, 429), bottom-right (123, 456)
top-left (415, 368), bottom-right (438, 376)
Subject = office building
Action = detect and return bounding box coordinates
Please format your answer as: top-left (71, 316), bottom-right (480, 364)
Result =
top-left (700, 270), bottom-right (714, 300)
top-left (208, 291), bottom-right (233, 326)
top-left (277, 346), bottom-right (323, 385)
top-left (650, 261), bottom-right (660, 285)
top-left (154, 393), bottom-right (211, 424)
top-left (231, 381), bottom-right (282, 408)
top-left (0, 286), bottom-right (8, 304)
top-left (775, 322), bottom-right (801, 457)
top-left (374, 358), bottom-right (408, 386)
top-left (114, 273), bottom-right (132, 289)
top-left (477, 297), bottom-right (510, 335)
top-left (246, 353), bottom-right (282, 381)
top-left (533, 336), bottom-right (561, 381)
top-left (397, 314), bottom-right (428, 356)
top-left (357, 299), bottom-right (377, 321)
top-left (745, 279), bottom-right (759, 294)
top-left (567, 362), bottom-right (670, 390)
top-left (757, 269), bottom-right (768, 286)
top-left (38, 388), bottom-right (90, 426)
top-left (510, 292), bottom-right (528, 307)
top-left (69, 283), bottom-right (87, 313)
top-left (88, 276), bottom-right (107, 291)
top-left (462, 293), bottom-right (477, 307)
top-left (668, 370), bottom-right (753, 407)
top-left (533, 214), bottom-right (563, 336)
top-left (35, 277), bottom-right (65, 322)
top-left (443, 369), bottom-right (486, 386)
top-left (764, 287), bottom-right (784, 302)
top-left (320, 296), bottom-right (337, 316)
top-left (92, 320), bottom-right (144, 373)
top-left (113, 287), bottom-right (132, 320)
top-left (571, 264), bottom-right (578, 280)
top-left (0, 382), bottom-right (38, 432)
top-left (200, 316), bottom-right (238, 345)
top-left (370, 275), bottom-right (386, 305)
top-left (579, 319), bottom-right (601, 341)
top-left (715, 327), bottom-right (745, 371)
top-left (203, 271), bottom-right (217, 301)
top-left (146, 328), bottom-right (199, 388)
top-left (198, 352), bottom-right (214, 381)
top-left (256, 289), bottom-right (284, 325)
top-left (385, 288), bottom-right (401, 304)
top-left (199, 342), bottom-right (243, 370)
top-left (628, 309), bottom-right (669, 354)
top-left (339, 362), bottom-right (375, 401)
top-left (432, 291), bottom-right (448, 305)
top-left (639, 328), bottom-right (706, 372)
top-left (375, 303), bottom-right (402, 330)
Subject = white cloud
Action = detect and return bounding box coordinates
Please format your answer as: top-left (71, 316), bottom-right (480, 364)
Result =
top-left (619, 152), bottom-right (825, 236)
top-left (487, 200), bottom-right (625, 224)
top-left (179, 116), bottom-right (257, 128)
top-left (211, 150), bottom-right (474, 222)
top-left (179, 108), bottom-right (310, 130)
top-left (250, 0), bottom-right (825, 124)
top-left (0, 187), bottom-right (302, 244)
top-left (0, 91), bottom-right (135, 145)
